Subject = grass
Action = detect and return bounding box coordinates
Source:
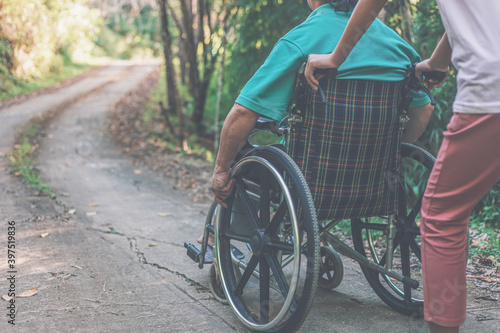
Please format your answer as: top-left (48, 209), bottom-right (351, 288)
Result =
top-left (7, 122), bottom-right (54, 197)
top-left (330, 215), bottom-right (499, 270)
top-left (0, 59), bottom-right (94, 101)
top-left (469, 216), bottom-right (500, 270)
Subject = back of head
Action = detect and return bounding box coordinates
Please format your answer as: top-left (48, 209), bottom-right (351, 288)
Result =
top-left (329, 0), bottom-right (358, 12)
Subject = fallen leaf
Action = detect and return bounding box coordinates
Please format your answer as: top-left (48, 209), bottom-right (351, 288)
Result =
top-left (467, 275), bottom-right (499, 283)
top-left (84, 298), bottom-right (100, 303)
top-left (68, 209), bottom-right (76, 215)
top-left (88, 203), bottom-right (99, 207)
top-left (148, 244), bottom-right (157, 247)
top-left (17, 288), bottom-right (38, 298)
top-left (61, 192), bottom-right (71, 197)
top-left (86, 211), bottom-right (97, 216)
top-left (15, 171), bottom-right (22, 176)
top-left (1, 294), bottom-right (13, 301)
top-left (40, 232), bottom-right (49, 238)
top-left (134, 169), bottom-right (142, 174)
top-left (157, 213), bottom-right (171, 217)
top-left (349, 297), bottom-right (363, 304)
top-left (475, 295), bottom-right (498, 302)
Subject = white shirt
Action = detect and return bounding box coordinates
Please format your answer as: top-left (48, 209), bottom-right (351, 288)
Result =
top-left (437, 0), bottom-right (500, 113)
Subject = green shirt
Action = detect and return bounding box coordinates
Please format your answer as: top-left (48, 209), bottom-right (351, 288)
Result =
top-left (236, 4), bottom-right (430, 121)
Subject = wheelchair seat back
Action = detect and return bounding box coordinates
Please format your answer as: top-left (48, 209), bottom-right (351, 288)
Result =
top-left (287, 72), bottom-right (405, 220)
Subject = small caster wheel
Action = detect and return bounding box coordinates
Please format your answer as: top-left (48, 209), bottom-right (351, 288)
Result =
top-left (318, 246), bottom-right (343, 290)
top-left (208, 263), bottom-right (228, 304)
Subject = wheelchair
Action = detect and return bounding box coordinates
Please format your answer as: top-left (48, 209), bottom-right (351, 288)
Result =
top-left (185, 64), bottom-right (438, 332)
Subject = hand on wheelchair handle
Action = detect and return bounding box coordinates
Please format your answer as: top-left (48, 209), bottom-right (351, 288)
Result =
top-left (304, 54), bottom-right (339, 91)
top-left (211, 169), bottom-right (235, 208)
top-left (414, 60), bottom-right (449, 90)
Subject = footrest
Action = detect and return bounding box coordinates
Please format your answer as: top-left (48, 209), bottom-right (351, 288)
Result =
top-left (184, 242), bottom-right (201, 263)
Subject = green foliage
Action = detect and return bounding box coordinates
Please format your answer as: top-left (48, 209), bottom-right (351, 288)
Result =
top-left (221, 1), bottom-right (310, 117)
top-left (8, 130), bottom-right (53, 195)
top-left (471, 183), bottom-right (500, 228)
top-left (93, 5), bottom-right (161, 59)
top-left (0, 54), bottom-right (93, 101)
top-left (0, 0), bottom-right (101, 78)
top-left (143, 65), bottom-right (215, 161)
top-left (0, 0), bottom-right (101, 99)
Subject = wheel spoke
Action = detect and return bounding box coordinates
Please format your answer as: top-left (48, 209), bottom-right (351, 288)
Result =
top-left (259, 168), bottom-right (270, 229)
top-left (407, 195), bottom-right (423, 223)
top-left (268, 241), bottom-right (294, 253)
top-left (234, 255), bottom-right (259, 296)
top-left (235, 181), bottom-right (260, 231)
top-left (265, 254), bottom-right (290, 298)
top-left (259, 256), bottom-right (270, 323)
top-left (265, 202), bottom-right (287, 235)
top-left (223, 232), bottom-right (252, 244)
top-left (321, 258), bottom-right (333, 280)
top-left (408, 237), bottom-right (421, 261)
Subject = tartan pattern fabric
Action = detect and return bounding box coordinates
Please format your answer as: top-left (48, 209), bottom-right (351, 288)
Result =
top-left (287, 77), bottom-right (403, 220)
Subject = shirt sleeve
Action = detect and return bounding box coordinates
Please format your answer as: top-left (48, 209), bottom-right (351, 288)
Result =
top-left (407, 86), bottom-right (431, 107)
top-left (235, 39), bottom-right (305, 121)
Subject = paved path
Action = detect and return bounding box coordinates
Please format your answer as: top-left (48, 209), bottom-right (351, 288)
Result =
top-left (0, 60), bottom-right (498, 332)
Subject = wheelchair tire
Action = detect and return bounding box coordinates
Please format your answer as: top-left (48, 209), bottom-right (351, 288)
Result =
top-left (351, 143), bottom-right (435, 316)
top-left (216, 146), bottom-right (320, 333)
top-left (208, 263), bottom-right (229, 304)
top-left (318, 246), bottom-right (343, 290)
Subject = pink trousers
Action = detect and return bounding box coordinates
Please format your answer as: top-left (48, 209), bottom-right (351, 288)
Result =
top-left (420, 113), bottom-right (500, 327)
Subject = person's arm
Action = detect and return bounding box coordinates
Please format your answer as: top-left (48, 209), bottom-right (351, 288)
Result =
top-left (304, 0), bottom-right (388, 90)
top-left (415, 33), bottom-right (452, 89)
top-left (402, 102), bottom-right (434, 143)
top-left (211, 103), bottom-right (260, 207)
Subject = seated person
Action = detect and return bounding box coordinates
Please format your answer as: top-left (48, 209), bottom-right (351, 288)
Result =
top-left (202, 0), bottom-right (433, 252)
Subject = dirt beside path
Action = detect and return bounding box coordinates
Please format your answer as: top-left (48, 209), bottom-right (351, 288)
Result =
top-left (0, 60), bottom-right (498, 332)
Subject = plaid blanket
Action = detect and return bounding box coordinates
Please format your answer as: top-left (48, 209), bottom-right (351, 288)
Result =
top-left (287, 77), bottom-right (403, 220)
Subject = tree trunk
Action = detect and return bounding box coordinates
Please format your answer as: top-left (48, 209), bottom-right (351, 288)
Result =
top-left (214, 30), bottom-right (227, 153)
top-left (192, 79), bottom-right (210, 130)
top-left (157, 0), bottom-right (184, 148)
top-left (178, 38), bottom-right (186, 84)
top-left (399, 0), bottom-right (413, 44)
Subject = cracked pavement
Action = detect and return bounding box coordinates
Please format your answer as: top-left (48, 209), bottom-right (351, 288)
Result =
top-left (0, 60), bottom-right (498, 332)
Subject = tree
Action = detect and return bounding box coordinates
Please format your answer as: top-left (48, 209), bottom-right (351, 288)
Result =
top-left (167, 0), bottom-right (233, 130)
top-left (157, 0), bottom-right (184, 148)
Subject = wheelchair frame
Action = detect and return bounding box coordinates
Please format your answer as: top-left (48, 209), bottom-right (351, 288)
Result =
top-left (185, 66), bottom-right (438, 333)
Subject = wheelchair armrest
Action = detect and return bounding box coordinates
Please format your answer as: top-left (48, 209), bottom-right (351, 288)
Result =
top-left (254, 117), bottom-right (282, 135)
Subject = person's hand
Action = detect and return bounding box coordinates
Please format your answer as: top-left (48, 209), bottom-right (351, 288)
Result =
top-left (211, 168), bottom-right (235, 208)
top-left (415, 59), bottom-right (450, 90)
top-left (304, 53), bottom-right (338, 91)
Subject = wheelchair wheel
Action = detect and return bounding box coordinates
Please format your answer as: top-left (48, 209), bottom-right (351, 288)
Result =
top-left (318, 246), bottom-right (343, 290)
top-left (215, 146), bottom-right (320, 333)
top-left (208, 263), bottom-right (228, 304)
top-left (351, 143), bottom-right (435, 316)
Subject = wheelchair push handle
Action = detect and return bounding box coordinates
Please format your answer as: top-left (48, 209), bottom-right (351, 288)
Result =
top-left (422, 70), bottom-right (446, 82)
top-left (313, 67), bottom-right (339, 80)
top-left (405, 63), bottom-right (447, 107)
